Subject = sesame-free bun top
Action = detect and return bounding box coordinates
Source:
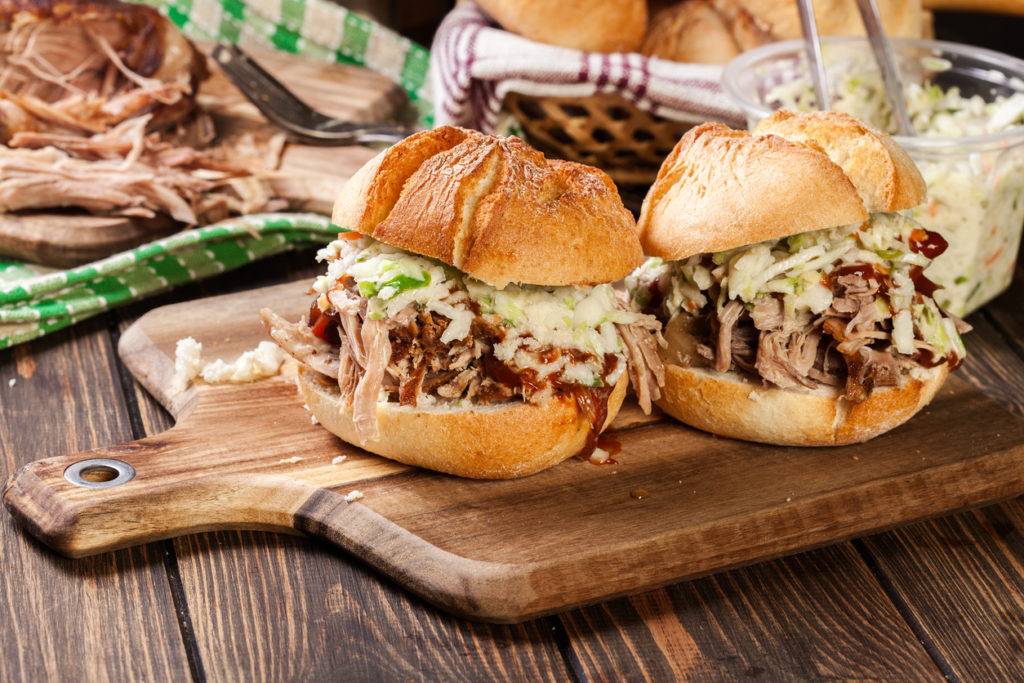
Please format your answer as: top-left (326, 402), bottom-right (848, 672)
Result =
top-left (753, 110), bottom-right (926, 213)
top-left (333, 126), bottom-right (643, 289)
top-left (474, 0), bottom-right (648, 53)
top-left (637, 112), bottom-right (927, 261)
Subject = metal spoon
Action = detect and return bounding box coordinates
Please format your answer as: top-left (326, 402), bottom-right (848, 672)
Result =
top-left (854, 0), bottom-right (915, 136)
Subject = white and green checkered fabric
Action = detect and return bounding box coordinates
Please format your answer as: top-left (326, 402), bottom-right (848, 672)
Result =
top-left (0, 0), bottom-right (431, 349)
top-left (0, 214), bottom-right (338, 349)
top-left (141, 0), bottom-right (433, 126)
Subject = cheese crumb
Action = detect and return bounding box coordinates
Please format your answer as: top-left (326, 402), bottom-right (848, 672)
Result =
top-left (344, 490), bottom-right (363, 502)
top-left (172, 337), bottom-right (203, 391)
top-left (747, 390), bottom-right (762, 402)
top-left (278, 456), bottom-right (303, 464)
top-left (311, 415), bottom-right (319, 425)
top-left (589, 448), bottom-right (610, 464)
top-left (7, 378), bottom-right (15, 387)
top-left (332, 456), bottom-right (347, 465)
top-left (200, 341), bottom-right (288, 383)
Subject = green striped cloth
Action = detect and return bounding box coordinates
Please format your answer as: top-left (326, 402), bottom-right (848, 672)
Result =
top-left (0, 215), bottom-right (339, 350)
top-left (0, 0), bottom-right (431, 350)
top-left (144, 0), bottom-right (433, 125)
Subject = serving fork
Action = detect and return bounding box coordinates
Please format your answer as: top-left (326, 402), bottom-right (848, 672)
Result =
top-left (211, 42), bottom-right (416, 146)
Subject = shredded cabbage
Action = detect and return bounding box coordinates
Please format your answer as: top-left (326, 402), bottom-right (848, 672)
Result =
top-left (628, 213), bottom-right (965, 359)
top-left (764, 43), bottom-right (1024, 315)
top-left (315, 236), bottom-right (648, 387)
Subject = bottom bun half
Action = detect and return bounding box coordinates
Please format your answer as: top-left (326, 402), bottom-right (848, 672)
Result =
top-left (297, 368), bottom-right (628, 479)
top-left (656, 361), bottom-right (948, 447)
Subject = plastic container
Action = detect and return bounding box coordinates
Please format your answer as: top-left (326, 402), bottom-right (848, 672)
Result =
top-left (723, 37), bottom-right (1024, 316)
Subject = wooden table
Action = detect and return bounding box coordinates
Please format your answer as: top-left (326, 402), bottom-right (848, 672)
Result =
top-left (6, 10), bottom-right (1024, 676)
top-left (1, 236), bottom-right (1023, 680)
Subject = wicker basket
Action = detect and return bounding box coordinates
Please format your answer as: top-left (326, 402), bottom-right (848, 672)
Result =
top-left (503, 91), bottom-right (698, 189)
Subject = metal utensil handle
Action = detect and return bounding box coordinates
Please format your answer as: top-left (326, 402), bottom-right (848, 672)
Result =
top-left (855, 0), bottom-right (915, 136)
top-left (797, 0), bottom-right (830, 111)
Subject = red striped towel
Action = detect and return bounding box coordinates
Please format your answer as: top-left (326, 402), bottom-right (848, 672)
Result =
top-left (428, 2), bottom-right (746, 133)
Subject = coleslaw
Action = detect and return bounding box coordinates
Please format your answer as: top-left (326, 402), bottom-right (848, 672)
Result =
top-left (744, 40), bottom-right (1024, 315)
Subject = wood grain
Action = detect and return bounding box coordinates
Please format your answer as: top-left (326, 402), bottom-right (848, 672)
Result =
top-left (560, 545), bottom-right (941, 679)
top-left (6, 280), bottom-right (1024, 623)
top-left (0, 321), bottom-right (190, 681)
top-left (0, 45), bottom-right (393, 266)
top-left (114, 253), bottom-right (573, 681)
top-left (862, 507), bottom-right (1024, 680)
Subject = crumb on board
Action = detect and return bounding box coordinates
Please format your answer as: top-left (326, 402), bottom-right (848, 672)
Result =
top-left (277, 456), bottom-right (303, 464)
top-left (344, 490), bottom-right (363, 503)
top-left (171, 337), bottom-right (288, 389)
top-left (332, 456), bottom-right (347, 465)
top-left (7, 378), bottom-right (15, 387)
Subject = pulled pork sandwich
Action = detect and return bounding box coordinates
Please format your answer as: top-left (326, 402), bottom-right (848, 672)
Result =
top-left (627, 111), bottom-right (969, 446)
top-left (262, 126), bottom-right (664, 478)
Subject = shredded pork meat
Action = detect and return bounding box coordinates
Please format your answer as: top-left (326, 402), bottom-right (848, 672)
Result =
top-left (263, 280), bottom-right (665, 443)
top-left (0, 0), bottom-right (289, 224)
top-left (0, 0), bottom-right (207, 141)
top-left (682, 268), bottom-right (970, 401)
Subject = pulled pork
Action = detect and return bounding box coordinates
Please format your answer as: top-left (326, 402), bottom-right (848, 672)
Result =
top-left (0, 0), bottom-right (207, 141)
top-left (0, 116), bottom-right (285, 223)
top-left (0, 0), bottom-right (287, 225)
top-left (686, 267), bottom-right (970, 401)
top-left (262, 279), bottom-right (664, 444)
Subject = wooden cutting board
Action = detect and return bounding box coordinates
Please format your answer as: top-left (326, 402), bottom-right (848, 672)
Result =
top-left (6, 282), bottom-right (1024, 623)
top-left (0, 46), bottom-right (401, 266)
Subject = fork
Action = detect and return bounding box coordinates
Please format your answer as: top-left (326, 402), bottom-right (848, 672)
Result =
top-left (211, 43), bottom-right (416, 146)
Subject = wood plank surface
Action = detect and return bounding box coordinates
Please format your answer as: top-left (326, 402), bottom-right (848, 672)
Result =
top-left (561, 545), bottom-right (941, 680)
top-left (115, 252), bottom-right (573, 681)
top-left (0, 321), bottom-right (190, 681)
top-left (4, 243), bottom-right (1024, 677)
top-left (862, 508), bottom-right (1024, 680)
top-left (7, 278), bottom-right (1024, 623)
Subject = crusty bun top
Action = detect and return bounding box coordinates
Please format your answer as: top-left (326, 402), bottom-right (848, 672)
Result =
top-left (638, 112), bottom-right (927, 260)
top-left (333, 126), bottom-right (643, 289)
top-left (474, 0), bottom-right (648, 53)
top-left (753, 110), bottom-right (926, 213)
top-left (638, 119), bottom-right (869, 260)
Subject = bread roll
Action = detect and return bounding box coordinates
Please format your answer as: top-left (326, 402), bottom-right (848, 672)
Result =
top-left (637, 121), bottom-right (868, 260)
top-left (642, 0), bottom-right (774, 64)
top-left (742, 0), bottom-right (926, 41)
top-left (656, 359), bottom-right (947, 446)
top-left (298, 367), bottom-right (629, 479)
top-left (753, 110), bottom-right (926, 213)
top-left (334, 126), bottom-right (643, 288)
top-left (642, 0), bottom-right (929, 65)
top-left (473, 0), bottom-right (648, 53)
top-left (631, 111), bottom-right (960, 447)
top-left (638, 112), bottom-right (927, 260)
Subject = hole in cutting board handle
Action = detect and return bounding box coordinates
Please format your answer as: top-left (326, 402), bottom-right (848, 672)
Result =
top-left (64, 459), bottom-right (136, 488)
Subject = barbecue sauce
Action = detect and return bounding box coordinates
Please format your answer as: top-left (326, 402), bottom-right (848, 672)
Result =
top-left (308, 299), bottom-right (340, 345)
top-left (909, 266), bottom-right (941, 299)
top-left (483, 352), bottom-right (618, 462)
top-left (908, 228), bottom-right (949, 259)
top-left (829, 264), bottom-right (890, 294)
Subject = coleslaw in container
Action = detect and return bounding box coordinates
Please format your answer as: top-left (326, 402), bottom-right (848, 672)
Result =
top-left (723, 37), bottom-right (1024, 316)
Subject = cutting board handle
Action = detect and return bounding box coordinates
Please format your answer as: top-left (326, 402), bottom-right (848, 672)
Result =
top-left (2, 436), bottom-right (319, 557)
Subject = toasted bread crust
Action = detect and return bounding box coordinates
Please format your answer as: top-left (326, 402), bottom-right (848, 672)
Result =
top-left (298, 368), bottom-right (629, 479)
top-left (333, 126), bottom-right (642, 288)
top-left (753, 110), bottom-right (926, 213)
top-left (474, 0), bottom-right (648, 53)
top-left (656, 361), bottom-right (947, 446)
top-left (637, 121), bottom-right (869, 260)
